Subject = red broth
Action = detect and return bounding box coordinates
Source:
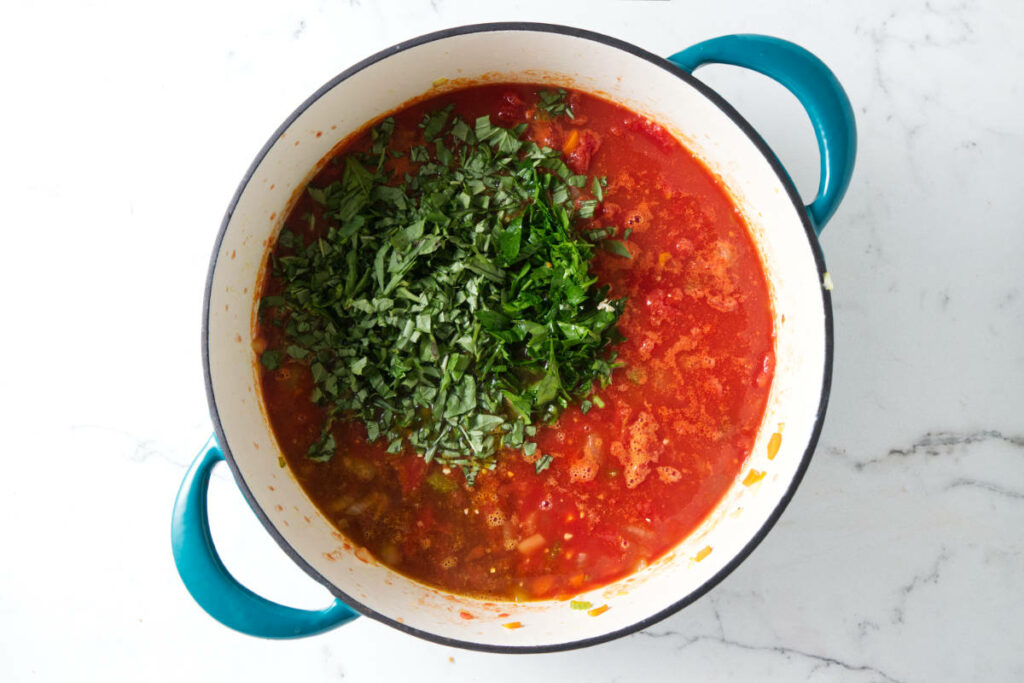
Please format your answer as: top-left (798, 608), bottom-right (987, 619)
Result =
top-left (256, 84), bottom-right (774, 600)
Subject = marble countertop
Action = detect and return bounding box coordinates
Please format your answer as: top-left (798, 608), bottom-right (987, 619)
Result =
top-left (3, 1), bottom-right (1022, 680)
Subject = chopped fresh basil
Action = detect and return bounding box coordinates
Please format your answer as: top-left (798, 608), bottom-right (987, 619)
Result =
top-left (536, 88), bottom-right (575, 119)
top-left (603, 240), bottom-right (632, 259)
top-left (577, 200), bottom-right (598, 219)
top-left (285, 345), bottom-right (308, 359)
top-left (259, 350), bottom-right (282, 370)
top-left (535, 454), bottom-right (554, 473)
top-left (259, 106), bottom-right (625, 483)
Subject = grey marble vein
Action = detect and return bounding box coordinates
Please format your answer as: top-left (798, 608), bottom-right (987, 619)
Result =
top-left (637, 628), bottom-right (906, 683)
top-left (851, 430), bottom-right (1024, 470)
top-left (946, 478), bottom-right (1024, 501)
top-left (891, 548), bottom-right (950, 625)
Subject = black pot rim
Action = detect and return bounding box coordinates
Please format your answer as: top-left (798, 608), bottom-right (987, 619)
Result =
top-left (202, 21), bottom-right (834, 654)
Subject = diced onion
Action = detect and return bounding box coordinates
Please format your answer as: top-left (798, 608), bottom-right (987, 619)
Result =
top-left (517, 533), bottom-right (546, 555)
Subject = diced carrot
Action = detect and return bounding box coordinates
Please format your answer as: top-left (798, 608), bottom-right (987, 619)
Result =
top-left (742, 469), bottom-right (766, 486)
top-left (502, 621), bottom-right (523, 629)
top-left (563, 129), bottom-right (580, 154)
top-left (566, 130), bottom-right (601, 173)
top-left (767, 432), bottom-right (782, 460)
top-left (587, 605), bottom-right (610, 617)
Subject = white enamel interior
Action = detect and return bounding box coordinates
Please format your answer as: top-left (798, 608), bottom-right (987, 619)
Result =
top-left (205, 28), bottom-right (828, 649)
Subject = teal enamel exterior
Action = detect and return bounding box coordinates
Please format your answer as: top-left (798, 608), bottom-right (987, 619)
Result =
top-left (170, 439), bottom-right (360, 638)
top-left (669, 34), bottom-right (857, 233)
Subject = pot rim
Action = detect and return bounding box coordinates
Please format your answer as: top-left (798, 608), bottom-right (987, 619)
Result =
top-left (202, 21), bottom-right (833, 653)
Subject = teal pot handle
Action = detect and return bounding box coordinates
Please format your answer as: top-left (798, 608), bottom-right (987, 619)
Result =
top-left (171, 439), bottom-right (359, 638)
top-left (669, 34), bottom-right (856, 233)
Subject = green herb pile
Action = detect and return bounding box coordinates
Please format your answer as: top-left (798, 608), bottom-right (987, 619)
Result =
top-left (259, 95), bottom-right (630, 484)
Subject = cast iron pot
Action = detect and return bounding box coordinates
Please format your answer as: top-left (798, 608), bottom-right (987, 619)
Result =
top-left (171, 23), bottom-right (855, 652)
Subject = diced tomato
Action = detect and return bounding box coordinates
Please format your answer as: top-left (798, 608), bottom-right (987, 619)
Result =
top-left (395, 454), bottom-right (428, 495)
top-left (645, 288), bottom-right (673, 321)
top-left (566, 130), bottom-right (601, 173)
top-left (496, 90), bottom-right (527, 123)
top-left (565, 91), bottom-right (589, 126)
top-left (598, 202), bottom-right (620, 221)
top-left (624, 116), bottom-right (675, 152)
top-left (531, 119), bottom-right (563, 150)
top-left (416, 504), bottom-right (437, 531)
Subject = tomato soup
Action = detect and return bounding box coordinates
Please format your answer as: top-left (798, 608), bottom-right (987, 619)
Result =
top-left (256, 84), bottom-right (774, 601)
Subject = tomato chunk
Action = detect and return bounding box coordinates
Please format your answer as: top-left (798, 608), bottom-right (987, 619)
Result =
top-left (566, 130), bottom-right (601, 173)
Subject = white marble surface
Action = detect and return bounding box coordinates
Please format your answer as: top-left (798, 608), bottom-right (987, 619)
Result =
top-left (2, 1), bottom-right (1022, 680)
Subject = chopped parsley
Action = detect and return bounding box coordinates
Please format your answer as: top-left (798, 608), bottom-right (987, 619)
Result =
top-left (260, 103), bottom-right (628, 483)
